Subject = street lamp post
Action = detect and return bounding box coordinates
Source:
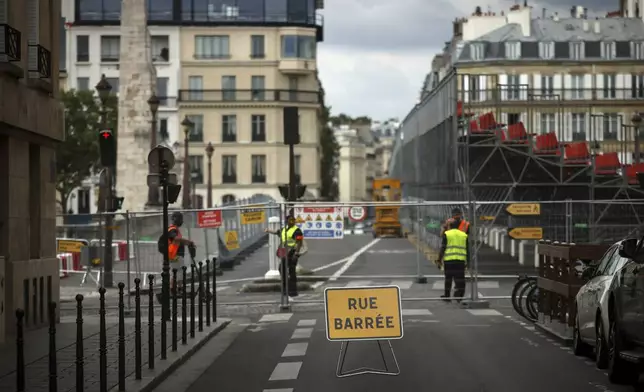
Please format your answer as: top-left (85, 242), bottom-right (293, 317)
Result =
top-left (96, 74), bottom-right (114, 287)
top-left (205, 143), bottom-right (214, 208)
top-left (191, 170), bottom-right (200, 208)
top-left (146, 94), bottom-right (160, 206)
top-left (181, 116), bottom-right (194, 209)
top-left (633, 113), bottom-right (642, 165)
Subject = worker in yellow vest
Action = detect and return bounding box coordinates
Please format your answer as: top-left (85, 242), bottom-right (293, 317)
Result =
top-left (437, 219), bottom-right (470, 302)
top-left (265, 214), bottom-right (304, 299)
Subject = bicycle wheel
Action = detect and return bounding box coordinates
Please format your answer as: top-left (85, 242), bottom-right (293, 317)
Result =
top-left (518, 280), bottom-right (536, 322)
top-left (512, 277), bottom-right (534, 317)
top-left (525, 284), bottom-right (539, 322)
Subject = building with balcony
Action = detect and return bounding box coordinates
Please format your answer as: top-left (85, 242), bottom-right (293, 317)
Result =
top-left (334, 125), bottom-right (367, 202)
top-left (176, 0), bottom-right (324, 204)
top-left (0, 0), bottom-right (64, 342)
top-left (389, 2), bottom-right (644, 245)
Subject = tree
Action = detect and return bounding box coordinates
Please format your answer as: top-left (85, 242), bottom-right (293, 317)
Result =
top-left (56, 89), bottom-right (117, 212)
top-left (318, 89), bottom-right (340, 200)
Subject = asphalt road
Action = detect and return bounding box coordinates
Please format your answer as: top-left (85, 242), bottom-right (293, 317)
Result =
top-left (179, 305), bottom-right (633, 392)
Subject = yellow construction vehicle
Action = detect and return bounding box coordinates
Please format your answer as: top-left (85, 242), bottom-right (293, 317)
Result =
top-left (372, 178), bottom-right (403, 237)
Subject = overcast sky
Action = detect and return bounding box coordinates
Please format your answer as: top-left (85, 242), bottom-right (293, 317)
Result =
top-left (317, 0), bottom-right (616, 121)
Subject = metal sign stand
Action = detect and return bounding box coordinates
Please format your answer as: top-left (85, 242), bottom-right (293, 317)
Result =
top-left (80, 266), bottom-right (101, 288)
top-left (335, 339), bottom-right (400, 378)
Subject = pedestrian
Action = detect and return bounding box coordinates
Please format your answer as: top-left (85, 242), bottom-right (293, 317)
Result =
top-left (265, 214), bottom-right (304, 300)
top-left (440, 207), bottom-right (470, 236)
top-left (436, 218), bottom-right (469, 302)
top-left (164, 212), bottom-right (195, 290)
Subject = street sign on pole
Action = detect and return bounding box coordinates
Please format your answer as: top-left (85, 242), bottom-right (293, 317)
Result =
top-left (508, 227), bottom-right (543, 240)
top-left (348, 206), bottom-right (367, 222)
top-left (147, 173), bottom-right (178, 187)
top-left (148, 145), bottom-right (176, 171)
top-left (506, 203), bottom-right (541, 216)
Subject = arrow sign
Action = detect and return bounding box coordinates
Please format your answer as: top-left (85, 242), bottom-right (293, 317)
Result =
top-left (508, 227), bottom-right (543, 240)
top-left (506, 203), bottom-right (541, 216)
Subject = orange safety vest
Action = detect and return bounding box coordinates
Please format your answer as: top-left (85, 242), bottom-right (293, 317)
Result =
top-left (168, 225), bottom-right (182, 260)
top-left (442, 218), bottom-right (470, 234)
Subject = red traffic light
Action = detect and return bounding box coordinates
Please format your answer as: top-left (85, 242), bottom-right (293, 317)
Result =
top-left (101, 131), bottom-right (112, 139)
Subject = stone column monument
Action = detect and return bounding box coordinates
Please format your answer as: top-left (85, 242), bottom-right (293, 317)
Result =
top-left (116, 0), bottom-right (157, 211)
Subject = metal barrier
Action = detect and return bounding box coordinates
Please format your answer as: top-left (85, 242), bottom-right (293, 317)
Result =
top-left (56, 195), bottom-right (278, 291)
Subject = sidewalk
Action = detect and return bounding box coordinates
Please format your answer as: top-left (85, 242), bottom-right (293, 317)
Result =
top-left (0, 313), bottom-right (229, 392)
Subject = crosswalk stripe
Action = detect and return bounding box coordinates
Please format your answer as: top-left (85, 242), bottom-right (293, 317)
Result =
top-left (391, 280), bottom-right (413, 289)
top-left (345, 280), bottom-right (373, 287)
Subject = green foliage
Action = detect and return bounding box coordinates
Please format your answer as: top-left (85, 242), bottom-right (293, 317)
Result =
top-left (329, 113), bottom-right (372, 127)
top-left (57, 89), bottom-right (117, 211)
top-left (318, 86), bottom-right (340, 200)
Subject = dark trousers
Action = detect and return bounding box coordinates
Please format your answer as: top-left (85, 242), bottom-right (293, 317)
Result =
top-left (280, 255), bottom-right (298, 296)
top-left (444, 262), bottom-right (466, 298)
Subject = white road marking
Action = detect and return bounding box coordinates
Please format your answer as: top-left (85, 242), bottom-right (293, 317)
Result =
top-left (329, 239), bottom-right (381, 281)
top-left (268, 362), bottom-right (302, 381)
top-left (259, 313), bottom-right (293, 323)
top-left (391, 280), bottom-right (413, 289)
top-left (282, 342), bottom-right (309, 357)
top-left (297, 319), bottom-right (317, 327)
top-left (312, 257), bottom-right (349, 272)
top-left (291, 328), bottom-right (314, 339)
top-left (402, 309), bottom-right (432, 316)
top-left (431, 281), bottom-right (499, 290)
top-left (345, 280), bottom-right (373, 287)
top-left (466, 309), bottom-right (503, 316)
top-left (264, 389), bottom-right (293, 392)
top-left (310, 281), bottom-right (324, 289)
top-left (216, 286), bottom-right (228, 292)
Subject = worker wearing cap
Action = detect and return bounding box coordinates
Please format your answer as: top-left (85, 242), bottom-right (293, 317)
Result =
top-left (440, 207), bottom-right (470, 236)
top-left (265, 214), bottom-right (304, 299)
top-left (437, 218), bottom-right (470, 302)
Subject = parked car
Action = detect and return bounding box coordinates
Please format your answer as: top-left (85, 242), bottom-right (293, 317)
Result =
top-left (573, 237), bottom-right (644, 385)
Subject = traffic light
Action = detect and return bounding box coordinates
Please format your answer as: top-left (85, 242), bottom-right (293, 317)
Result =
top-left (278, 184), bottom-right (307, 200)
top-left (98, 130), bottom-right (116, 167)
top-left (109, 197), bottom-right (124, 212)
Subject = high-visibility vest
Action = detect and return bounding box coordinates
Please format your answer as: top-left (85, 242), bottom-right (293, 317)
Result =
top-left (444, 228), bottom-right (468, 262)
top-left (281, 226), bottom-right (299, 248)
top-left (168, 225), bottom-right (182, 260)
top-left (458, 220), bottom-right (470, 233)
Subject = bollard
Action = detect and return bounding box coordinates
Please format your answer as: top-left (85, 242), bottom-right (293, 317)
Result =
top-left (99, 288), bottom-right (107, 392)
top-left (48, 302), bottom-right (58, 392)
top-left (181, 266), bottom-right (187, 345)
top-left (172, 268), bottom-right (178, 352)
top-left (118, 282), bottom-right (126, 391)
top-left (212, 257), bottom-right (217, 323)
top-left (75, 295), bottom-right (84, 392)
top-left (134, 278), bottom-right (142, 380)
top-left (198, 261), bottom-right (204, 332)
top-left (148, 274), bottom-right (155, 369)
top-left (190, 264), bottom-right (195, 338)
top-left (205, 259), bottom-right (211, 327)
top-left (16, 309), bottom-right (25, 392)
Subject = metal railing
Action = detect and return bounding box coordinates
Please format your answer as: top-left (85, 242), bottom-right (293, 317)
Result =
top-left (463, 86), bottom-right (644, 103)
top-left (178, 89), bottom-right (321, 104)
top-left (0, 24), bottom-right (21, 61)
top-left (28, 44), bottom-right (51, 78)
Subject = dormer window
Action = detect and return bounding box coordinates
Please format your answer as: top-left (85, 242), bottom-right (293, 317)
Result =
top-left (570, 42), bottom-right (583, 60)
top-left (632, 41), bottom-right (644, 60)
top-left (505, 42), bottom-right (521, 59)
top-left (539, 42), bottom-right (554, 59)
top-left (602, 42), bottom-right (615, 59)
top-left (471, 43), bottom-right (485, 60)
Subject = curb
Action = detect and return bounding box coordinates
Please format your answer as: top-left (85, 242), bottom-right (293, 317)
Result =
top-left (112, 319), bottom-right (231, 392)
top-left (534, 321), bottom-right (573, 346)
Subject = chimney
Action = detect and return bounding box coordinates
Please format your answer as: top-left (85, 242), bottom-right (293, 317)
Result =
top-left (584, 8), bottom-right (588, 18)
top-left (570, 6), bottom-right (576, 17)
top-left (582, 20), bottom-right (589, 31)
top-left (553, 12), bottom-right (559, 21)
top-left (542, 8), bottom-right (546, 18)
top-left (594, 18), bottom-right (601, 33)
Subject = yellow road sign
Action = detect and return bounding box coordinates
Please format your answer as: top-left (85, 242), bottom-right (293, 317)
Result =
top-left (326, 215), bottom-right (333, 221)
top-left (296, 216), bottom-right (305, 223)
top-left (508, 227), bottom-right (543, 240)
top-left (241, 210), bottom-right (265, 225)
top-left (305, 215), bottom-right (312, 221)
top-left (479, 215), bottom-right (495, 221)
top-left (57, 240), bottom-right (85, 253)
top-left (316, 215), bottom-right (323, 221)
top-left (335, 215), bottom-right (342, 221)
top-left (506, 203), bottom-right (541, 216)
top-left (324, 286), bottom-right (403, 341)
top-left (225, 230), bottom-right (240, 249)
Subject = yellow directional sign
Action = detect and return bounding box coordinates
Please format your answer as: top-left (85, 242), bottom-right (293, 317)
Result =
top-left (324, 286), bottom-right (403, 341)
top-left (225, 230), bottom-right (240, 249)
top-left (57, 240), bottom-right (85, 253)
top-left (506, 203), bottom-right (541, 216)
top-left (508, 227), bottom-right (543, 240)
top-left (479, 215), bottom-right (495, 221)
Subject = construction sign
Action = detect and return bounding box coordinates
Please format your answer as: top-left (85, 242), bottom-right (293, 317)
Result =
top-left (225, 230), bottom-right (239, 249)
top-left (506, 203), bottom-right (541, 216)
top-left (197, 210), bottom-right (222, 228)
top-left (241, 205), bottom-right (265, 225)
top-left (57, 239), bottom-right (86, 253)
top-left (293, 206), bottom-right (344, 239)
top-left (508, 227), bottom-right (543, 240)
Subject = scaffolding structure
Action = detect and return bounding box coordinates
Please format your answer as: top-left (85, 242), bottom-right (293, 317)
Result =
top-left (390, 70), bottom-right (644, 243)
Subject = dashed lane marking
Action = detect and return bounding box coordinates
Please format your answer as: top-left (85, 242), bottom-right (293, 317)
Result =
top-left (259, 313), bottom-right (293, 323)
top-left (282, 342), bottom-right (309, 357)
top-left (263, 389), bottom-right (293, 392)
top-left (297, 319), bottom-right (317, 327)
top-left (291, 328), bottom-right (314, 339)
top-left (268, 362), bottom-right (302, 381)
top-left (345, 280), bottom-right (374, 287)
top-left (402, 308), bottom-right (433, 316)
top-left (466, 309), bottom-right (503, 316)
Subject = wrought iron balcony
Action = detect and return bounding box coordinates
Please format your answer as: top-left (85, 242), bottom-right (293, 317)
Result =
top-left (179, 89), bottom-right (321, 104)
top-left (222, 174), bottom-right (237, 184)
top-left (252, 175), bottom-right (266, 184)
top-left (28, 44), bottom-right (52, 78)
top-left (461, 87), bottom-right (644, 104)
top-left (0, 24), bottom-right (22, 61)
